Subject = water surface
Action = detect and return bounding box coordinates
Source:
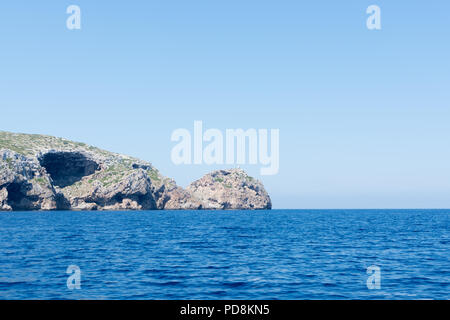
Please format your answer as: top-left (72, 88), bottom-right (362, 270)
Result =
top-left (0, 209), bottom-right (448, 299)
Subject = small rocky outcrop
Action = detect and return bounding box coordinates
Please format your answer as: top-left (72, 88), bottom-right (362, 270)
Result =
top-left (186, 169), bottom-right (272, 210)
top-left (0, 131), bottom-right (272, 211)
top-left (0, 187), bottom-right (10, 211)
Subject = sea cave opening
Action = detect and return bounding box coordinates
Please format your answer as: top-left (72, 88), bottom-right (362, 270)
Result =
top-left (5, 182), bottom-right (37, 210)
top-left (38, 152), bottom-right (99, 188)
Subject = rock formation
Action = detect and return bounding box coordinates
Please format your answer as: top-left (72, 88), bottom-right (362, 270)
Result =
top-left (0, 131), bottom-right (271, 211)
top-left (187, 169), bottom-right (272, 209)
top-left (0, 149), bottom-right (58, 210)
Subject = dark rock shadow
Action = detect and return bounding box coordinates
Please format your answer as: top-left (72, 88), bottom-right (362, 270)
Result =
top-left (38, 151), bottom-right (99, 188)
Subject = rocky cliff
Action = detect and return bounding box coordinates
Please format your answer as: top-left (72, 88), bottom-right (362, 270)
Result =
top-left (0, 131), bottom-right (271, 211)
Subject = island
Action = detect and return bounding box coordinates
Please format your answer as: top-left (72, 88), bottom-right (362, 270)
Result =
top-left (0, 131), bottom-right (271, 211)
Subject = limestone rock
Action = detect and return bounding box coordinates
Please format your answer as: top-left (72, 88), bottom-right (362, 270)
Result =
top-left (65, 169), bottom-right (156, 210)
top-left (0, 131), bottom-right (272, 211)
top-left (0, 188), bottom-right (12, 211)
top-left (186, 169), bottom-right (272, 210)
top-left (0, 150), bottom-right (57, 210)
top-left (158, 184), bottom-right (202, 210)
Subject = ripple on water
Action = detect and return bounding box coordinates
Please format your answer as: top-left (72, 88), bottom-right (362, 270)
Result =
top-left (0, 209), bottom-right (448, 299)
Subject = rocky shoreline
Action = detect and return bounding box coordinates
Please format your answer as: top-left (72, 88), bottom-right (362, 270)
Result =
top-left (0, 131), bottom-right (271, 211)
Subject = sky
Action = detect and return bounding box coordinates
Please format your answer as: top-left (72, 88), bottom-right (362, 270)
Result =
top-left (0, 1), bottom-right (449, 209)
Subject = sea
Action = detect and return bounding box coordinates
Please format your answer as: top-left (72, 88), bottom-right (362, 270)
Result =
top-left (0, 209), bottom-right (448, 299)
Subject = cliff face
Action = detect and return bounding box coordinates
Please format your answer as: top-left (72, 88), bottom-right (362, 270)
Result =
top-left (0, 131), bottom-right (271, 211)
top-left (0, 150), bottom-right (57, 211)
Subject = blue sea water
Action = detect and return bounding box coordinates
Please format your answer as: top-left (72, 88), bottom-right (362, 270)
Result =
top-left (0, 209), bottom-right (448, 300)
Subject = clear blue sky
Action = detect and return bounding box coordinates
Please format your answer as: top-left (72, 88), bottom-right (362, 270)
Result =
top-left (1, 1), bottom-right (449, 208)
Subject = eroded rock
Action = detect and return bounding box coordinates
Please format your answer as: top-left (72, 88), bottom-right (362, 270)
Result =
top-left (0, 131), bottom-right (272, 211)
top-left (0, 150), bottom-right (57, 210)
top-left (186, 169), bottom-right (272, 210)
top-left (65, 169), bottom-right (156, 210)
top-left (158, 184), bottom-right (202, 210)
top-left (0, 188), bottom-right (12, 211)
top-left (38, 151), bottom-right (99, 188)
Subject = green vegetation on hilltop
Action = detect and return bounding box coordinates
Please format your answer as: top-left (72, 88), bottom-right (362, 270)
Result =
top-left (0, 130), bottom-right (171, 194)
top-left (0, 131), bottom-right (107, 156)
